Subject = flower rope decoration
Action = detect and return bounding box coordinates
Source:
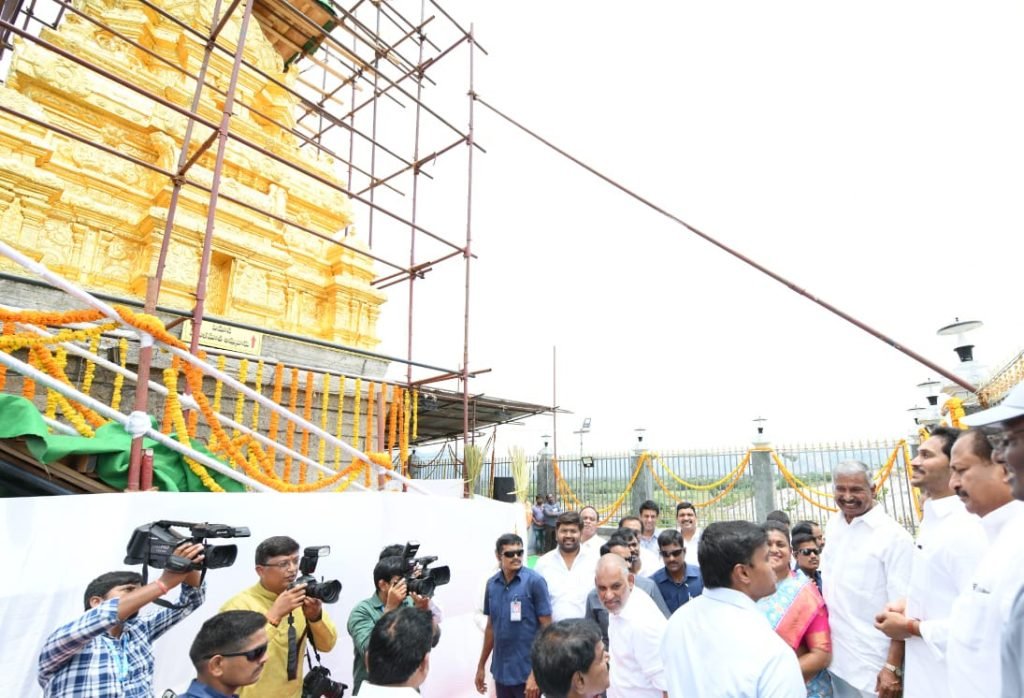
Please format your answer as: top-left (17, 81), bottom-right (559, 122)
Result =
top-left (162, 366), bottom-right (224, 492)
top-left (351, 377), bottom-right (362, 457)
top-left (0, 324), bottom-right (116, 352)
top-left (283, 367), bottom-right (300, 482)
top-left (412, 390), bottom-right (418, 440)
top-left (653, 452), bottom-right (748, 490)
top-left (318, 373), bottom-right (332, 470)
top-left (387, 384), bottom-right (399, 456)
top-left (110, 338), bottom-right (128, 413)
top-left (30, 343), bottom-right (105, 428)
top-left (266, 362), bottom-right (285, 467)
top-left (299, 370), bottom-right (314, 482)
top-left (0, 321), bottom-right (14, 390)
top-left (903, 441), bottom-right (923, 520)
top-left (770, 451), bottom-right (837, 513)
top-left (232, 359), bottom-right (249, 441)
top-left (399, 389), bottom-right (410, 476)
top-left (333, 375), bottom-right (346, 470)
top-left (79, 334), bottom-right (100, 397)
top-left (0, 308), bottom-right (105, 325)
top-left (872, 442), bottom-right (904, 491)
top-left (943, 397), bottom-right (966, 429)
top-left (363, 383), bottom-right (376, 487)
top-left (648, 451), bottom-right (751, 509)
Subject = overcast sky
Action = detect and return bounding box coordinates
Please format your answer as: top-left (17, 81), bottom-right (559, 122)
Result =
top-left (359, 1), bottom-right (1024, 454)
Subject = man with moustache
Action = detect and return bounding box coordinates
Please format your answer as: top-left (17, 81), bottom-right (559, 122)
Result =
top-left (617, 517), bottom-right (660, 577)
top-left (180, 611), bottom-right (269, 697)
top-left (530, 619), bottom-right (610, 698)
top-left (873, 426), bottom-right (986, 698)
top-left (594, 554), bottom-right (668, 698)
top-left (660, 521), bottom-right (805, 697)
top-left (476, 533), bottom-right (551, 698)
top-left (820, 461), bottom-right (913, 698)
top-left (961, 383), bottom-right (1024, 698)
top-left (221, 536), bottom-right (338, 698)
top-left (579, 506), bottom-right (605, 553)
top-left (651, 529), bottom-right (703, 614)
top-left (637, 500), bottom-right (662, 553)
top-left (939, 426), bottom-right (1024, 698)
top-left (675, 502), bottom-right (702, 567)
top-left (536, 511), bottom-right (598, 620)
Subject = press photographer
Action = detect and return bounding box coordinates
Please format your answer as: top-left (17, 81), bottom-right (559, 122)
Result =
top-left (347, 543), bottom-right (447, 696)
top-left (222, 536), bottom-right (339, 698)
top-left (37, 541), bottom-right (206, 697)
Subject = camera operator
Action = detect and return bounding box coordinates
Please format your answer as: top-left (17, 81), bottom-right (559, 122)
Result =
top-left (221, 536), bottom-right (338, 698)
top-left (37, 542), bottom-right (206, 698)
top-left (347, 555), bottom-right (434, 696)
top-left (179, 610), bottom-right (269, 697)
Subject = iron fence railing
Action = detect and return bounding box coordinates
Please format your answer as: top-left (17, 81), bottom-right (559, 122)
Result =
top-left (412, 438), bottom-right (919, 534)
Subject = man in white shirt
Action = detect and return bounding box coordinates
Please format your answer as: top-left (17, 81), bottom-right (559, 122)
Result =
top-left (821, 460), bottom-right (914, 698)
top-left (637, 500), bottom-right (662, 553)
top-left (535, 511), bottom-right (598, 621)
top-left (939, 428), bottom-right (1024, 698)
top-left (660, 521), bottom-right (804, 697)
top-left (358, 606), bottom-right (435, 697)
top-left (960, 381), bottom-right (1024, 698)
top-left (595, 553), bottom-right (667, 698)
top-left (873, 427), bottom-right (987, 698)
top-left (675, 502), bottom-right (702, 568)
top-left (580, 506), bottom-right (606, 553)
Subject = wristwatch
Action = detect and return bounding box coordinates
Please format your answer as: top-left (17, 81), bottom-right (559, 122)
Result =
top-left (883, 662), bottom-right (904, 678)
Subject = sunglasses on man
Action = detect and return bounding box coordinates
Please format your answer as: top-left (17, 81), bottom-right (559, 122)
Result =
top-left (211, 643), bottom-right (268, 662)
top-left (502, 549), bottom-right (525, 559)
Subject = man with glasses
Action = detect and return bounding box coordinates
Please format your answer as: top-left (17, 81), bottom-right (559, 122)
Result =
top-left (651, 529), bottom-right (703, 614)
top-left (38, 543), bottom-right (206, 698)
top-left (476, 533), bottom-right (552, 698)
top-left (180, 610), bottom-right (269, 697)
top-left (221, 536), bottom-right (338, 698)
top-left (962, 383), bottom-right (1024, 698)
top-left (791, 532), bottom-right (822, 592)
top-left (873, 426), bottom-right (985, 698)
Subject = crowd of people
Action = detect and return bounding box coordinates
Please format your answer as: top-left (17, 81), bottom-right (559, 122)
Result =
top-left (35, 384), bottom-right (1024, 697)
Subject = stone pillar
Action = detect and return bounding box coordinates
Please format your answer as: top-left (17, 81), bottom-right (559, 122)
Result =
top-left (631, 448), bottom-right (654, 516)
top-left (751, 442), bottom-right (776, 522)
top-left (536, 448), bottom-right (556, 501)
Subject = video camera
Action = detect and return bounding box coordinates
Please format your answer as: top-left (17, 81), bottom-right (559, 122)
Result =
top-left (400, 541), bottom-right (450, 597)
top-left (289, 545), bottom-right (342, 604)
top-left (124, 521), bottom-right (250, 573)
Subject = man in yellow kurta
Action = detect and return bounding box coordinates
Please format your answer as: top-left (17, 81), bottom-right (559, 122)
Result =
top-left (221, 536), bottom-right (338, 698)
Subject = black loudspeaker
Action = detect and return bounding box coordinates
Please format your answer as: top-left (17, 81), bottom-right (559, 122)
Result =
top-left (492, 477), bottom-right (516, 503)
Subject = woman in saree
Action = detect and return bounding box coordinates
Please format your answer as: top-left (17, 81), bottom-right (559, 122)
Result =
top-left (758, 520), bottom-right (833, 698)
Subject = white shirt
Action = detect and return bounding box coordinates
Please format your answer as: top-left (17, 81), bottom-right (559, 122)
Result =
top-left (945, 500), bottom-right (1024, 698)
top-left (637, 546), bottom-right (662, 578)
top-left (607, 585), bottom-right (668, 698)
top-left (638, 528), bottom-right (662, 553)
top-left (682, 527), bottom-right (702, 567)
top-left (904, 495), bottom-right (987, 698)
top-left (582, 534), bottom-right (606, 553)
top-left (534, 546), bottom-right (599, 621)
top-left (821, 505), bottom-right (914, 693)
top-left (355, 683), bottom-right (421, 696)
top-left (660, 586), bottom-right (804, 697)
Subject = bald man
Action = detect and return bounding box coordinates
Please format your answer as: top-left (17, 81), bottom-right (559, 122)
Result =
top-left (594, 554), bottom-right (667, 698)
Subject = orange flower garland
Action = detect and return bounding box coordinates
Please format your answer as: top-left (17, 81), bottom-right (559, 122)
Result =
top-left (266, 362), bottom-right (284, 466)
top-left (299, 371), bottom-right (314, 482)
top-left (162, 366), bottom-right (225, 492)
top-left (283, 367), bottom-right (299, 482)
top-left (0, 321), bottom-right (13, 390)
top-left (351, 377), bottom-right (362, 456)
top-left (30, 343), bottom-right (105, 428)
top-left (110, 338), bottom-right (128, 412)
top-left (333, 375), bottom-right (346, 470)
top-left (387, 384), bottom-right (399, 456)
top-left (0, 308), bottom-right (104, 325)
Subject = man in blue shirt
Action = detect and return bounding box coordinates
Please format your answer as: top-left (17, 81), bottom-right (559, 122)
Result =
top-left (179, 611), bottom-right (269, 697)
top-left (38, 543), bottom-right (206, 698)
top-left (651, 529), bottom-right (703, 614)
top-left (475, 533), bottom-right (552, 698)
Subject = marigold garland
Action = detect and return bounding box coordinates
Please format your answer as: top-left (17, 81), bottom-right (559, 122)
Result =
top-left (364, 384), bottom-right (377, 487)
top-left (653, 453), bottom-right (747, 490)
top-left (412, 389), bottom-right (418, 440)
top-left (232, 358), bottom-right (249, 441)
top-left (333, 375), bottom-right (346, 469)
top-left (399, 389), bottom-right (410, 476)
top-left (114, 306), bottom-right (187, 350)
top-left (250, 360), bottom-right (264, 432)
top-left (770, 452), bottom-right (837, 512)
top-left (22, 374), bottom-right (36, 400)
top-left (0, 324), bottom-right (115, 353)
top-left (79, 334), bottom-right (100, 397)
top-left (318, 373), bottom-right (332, 471)
top-left (648, 452), bottom-right (751, 509)
top-left (44, 385), bottom-right (59, 421)
top-left (0, 321), bottom-right (13, 391)
top-left (266, 362), bottom-right (285, 465)
top-left (283, 367), bottom-right (300, 482)
top-left (298, 370), bottom-right (314, 482)
top-left (387, 384), bottom-right (399, 456)
top-left (162, 366), bottom-right (224, 492)
top-left (351, 377), bottom-right (362, 456)
top-left (54, 389), bottom-right (96, 437)
top-left (943, 397), bottom-right (966, 429)
top-left (0, 308), bottom-right (105, 325)
top-left (31, 343), bottom-right (105, 428)
top-left (110, 338), bottom-right (128, 412)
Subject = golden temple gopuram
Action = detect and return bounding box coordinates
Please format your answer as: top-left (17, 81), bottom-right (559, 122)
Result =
top-left (0, 0), bottom-right (386, 349)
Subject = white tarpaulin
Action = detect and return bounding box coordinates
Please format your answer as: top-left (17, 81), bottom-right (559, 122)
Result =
top-left (1, 489), bottom-right (527, 696)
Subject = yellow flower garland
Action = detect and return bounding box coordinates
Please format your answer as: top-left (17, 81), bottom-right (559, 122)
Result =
top-left (0, 321), bottom-right (13, 390)
top-left (351, 377), bottom-right (362, 456)
top-left (299, 370), bottom-right (314, 482)
top-left (653, 452), bottom-right (748, 490)
top-left (412, 389), bottom-right (418, 440)
top-left (232, 358), bottom-right (249, 441)
top-left (79, 334), bottom-right (100, 397)
top-left (162, 366), bottom-right (224, 492)
top-left (110, 338), bottom-right (128, 412)
top-left (319, 373), bottom-right (332, 471)
top-left (770, 452), bottom-right (837, 512)
top-left (333, 375), bottom-right (346, 469)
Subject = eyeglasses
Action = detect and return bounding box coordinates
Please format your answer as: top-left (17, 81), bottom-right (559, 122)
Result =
top-left (502, 549), bottom-right (525, 559)
top-left (797, 548), bottom-right (820, 557)
top-left (215, 643), bottom-right (268, 662)
top-left (659, 549), bottom-right (684, 559)
top-left (986, 427), bottom-right (1024, 450)
top-left (260, 557), bottom-right (300, 570)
